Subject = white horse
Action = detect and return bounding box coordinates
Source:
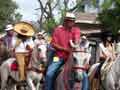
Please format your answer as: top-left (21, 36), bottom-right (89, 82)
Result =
top-left (55, 40), bottom-right (91, 90)
top-left (101, 55), bottom-right (120, 90)
top-left (0, 44), bottom-right (47, 90)
top-left (88, 54), bottom-right (120, 90)
top-left (71, 45), bottom-right (91, 90)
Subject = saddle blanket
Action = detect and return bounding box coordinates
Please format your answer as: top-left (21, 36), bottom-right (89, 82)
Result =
top-left (11, 61), bottom-right (18, 71)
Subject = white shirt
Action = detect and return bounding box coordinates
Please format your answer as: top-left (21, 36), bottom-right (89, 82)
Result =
top-left (15, 38), bottom-right (34, 53)
top-left (99, 43), bottom-right (111, 57)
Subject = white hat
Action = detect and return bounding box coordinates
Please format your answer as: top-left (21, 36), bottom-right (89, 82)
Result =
top-left (65, 12), bottom-right (76, 20)
top-left (37, 31), bottom-right (47, 38)
top-left (81, 35), bottom-right (87, 39)
top-left (37, 31), bottom-right (45, 35)
top-left (5, 24), bottom-right (14, 31)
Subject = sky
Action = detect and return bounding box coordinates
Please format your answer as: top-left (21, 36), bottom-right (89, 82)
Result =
top-left (15, 0), bottom-right (40, 21)
top-left (14, 0), bottom-right (77, 22)
top-left (14, 0), bottom-right (77, 21)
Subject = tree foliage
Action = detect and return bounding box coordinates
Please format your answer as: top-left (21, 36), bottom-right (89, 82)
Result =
top-left (97, 0), bottom-right (120, 38)
top-left (0, 0), bottom-right (22, 32)
top-left (36, 0), bottom-right (84, 34)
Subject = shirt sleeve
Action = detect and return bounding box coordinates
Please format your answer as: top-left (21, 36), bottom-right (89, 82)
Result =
top-left (51, 28), bottom-right (59, 45)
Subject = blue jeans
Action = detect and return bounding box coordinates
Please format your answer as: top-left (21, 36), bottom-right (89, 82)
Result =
top-left (82, 72), bottom-right (89, 90)
top-left (47, 45), bottom-right (55, 66)
top-left (45, 58), bottom-right (64, 90)
top-left (47, 50), bottom-right (55, 66)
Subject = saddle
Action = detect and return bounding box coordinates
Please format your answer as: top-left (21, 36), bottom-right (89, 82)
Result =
top-left (11, 60), bottom-right (45, 74)
top-left (10, 59), bottom-right (30, 71)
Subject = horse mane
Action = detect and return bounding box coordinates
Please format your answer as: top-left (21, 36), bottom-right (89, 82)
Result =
top-left (29, 46), bottom-right (39, 68)
top-left (29, 44), bottom-right (47, 69)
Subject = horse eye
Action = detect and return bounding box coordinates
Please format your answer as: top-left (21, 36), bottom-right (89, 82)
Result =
top-left (38, 48), bottom-right (41, 52)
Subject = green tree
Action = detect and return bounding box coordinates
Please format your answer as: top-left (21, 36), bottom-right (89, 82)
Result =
top-left (96, 0), bottom-right (120, 41)
top-left (13, 13), bottom-right (23, 23)
top-left (36, 0), bottom-right (85, 34)
top-left (0, 0), bottom-right (22, 32)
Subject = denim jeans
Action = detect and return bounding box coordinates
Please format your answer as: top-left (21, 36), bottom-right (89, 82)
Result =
top-left (82, 72), bottom-right (89, 90)
top-left (47, 45), bottom-right (56, 66)
top-left (45, 58), bottom-right (64, 90)
top-left (47, 50), bottom-right (55, 66)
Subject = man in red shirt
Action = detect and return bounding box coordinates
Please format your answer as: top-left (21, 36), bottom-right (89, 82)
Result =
top-left (45, 12), bottom-right (80, 90)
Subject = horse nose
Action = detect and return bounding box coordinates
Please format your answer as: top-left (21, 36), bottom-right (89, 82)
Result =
top-left (39, 53), bottom-right (46, 59)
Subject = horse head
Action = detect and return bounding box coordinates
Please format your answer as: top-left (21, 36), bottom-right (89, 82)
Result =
top-left (30, 43), bottom-right (48, 72)
top-left (71, 44), bottom-right (91, 81)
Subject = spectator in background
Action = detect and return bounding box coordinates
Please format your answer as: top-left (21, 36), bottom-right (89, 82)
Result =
top-left (80, 34), bottom-right (90, 53)
top-left (34, 31), bottom-right (47, 47)
top-left (2, 24), bottom-right (16, 49)
top-left (2, 24), bottom-right (16, 57)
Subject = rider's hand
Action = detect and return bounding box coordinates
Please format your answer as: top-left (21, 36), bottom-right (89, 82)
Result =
top-left (26, 45), bottom-right (33, 53)
top-left (63, 48), bottom-right (72, 54)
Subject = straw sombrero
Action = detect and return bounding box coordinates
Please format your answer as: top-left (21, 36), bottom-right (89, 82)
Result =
top-left (14, 21), bottom-right (35, 36)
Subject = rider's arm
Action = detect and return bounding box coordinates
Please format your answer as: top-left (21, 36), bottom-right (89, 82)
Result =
top-left (52, 42), bottom-right (70, 53)
top-left (51, 28), bottom-right (71, 53)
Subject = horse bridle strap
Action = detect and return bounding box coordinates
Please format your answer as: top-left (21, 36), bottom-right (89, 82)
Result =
top-left (27, 67), bottom-right (44, 73)
top-left (72, 50), bottom-right (87, 53)
top-left (72, 66), bottom-right (87, 71)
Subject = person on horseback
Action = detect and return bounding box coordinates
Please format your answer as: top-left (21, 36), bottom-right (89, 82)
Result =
top-left (94, 32), bottom-right (116, 88)
top-left (2, 24), bottom-right (17, 57)
top-left (13, 21), bottom-right (35, 82)
top-left (99, 33), bottom-right (115, 68)
top-left (45, 12), bottom-right (80, 90)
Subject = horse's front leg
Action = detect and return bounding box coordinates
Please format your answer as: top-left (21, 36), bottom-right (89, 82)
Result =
top-left (27, 78), bottom-right (36, 90)
top-left (36, 82), bottom-right (40, 90)
top-left (106, 73), bottom-right (116, 90)
top-left (36, 73), bottom-right (44, 90)
top-left (27, 72), bottom-right (36, 90)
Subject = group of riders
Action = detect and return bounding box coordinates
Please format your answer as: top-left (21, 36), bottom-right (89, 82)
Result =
top-left (0, 12), bottom-right (119, 90)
